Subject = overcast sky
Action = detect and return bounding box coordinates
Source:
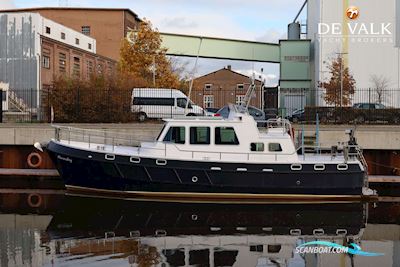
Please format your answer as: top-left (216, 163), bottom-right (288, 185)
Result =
top-left (2, 0), bottom-right (308, 86)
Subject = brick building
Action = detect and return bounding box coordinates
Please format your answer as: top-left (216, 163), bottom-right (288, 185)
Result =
top-left (192, 66), bottom-right (263, 109)
top-left (0, 12), bottom-right (115, 114)
top-left (2, 7), bottom-right (141, 61)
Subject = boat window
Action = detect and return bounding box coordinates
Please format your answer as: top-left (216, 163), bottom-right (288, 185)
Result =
top-left (163, 127), bottom-right (185, 144)
top-left (268, 143), bottom-right (282, 152)
top-left (190, 127), bottom-right (210, 144)
top-left (250, 142), bottom-right (264, 151)
top-left (215, 127), bottom-right (239, 145)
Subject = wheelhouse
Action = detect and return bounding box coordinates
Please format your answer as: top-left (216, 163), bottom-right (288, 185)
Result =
top-left (154, 111), bottom-right (298, 162)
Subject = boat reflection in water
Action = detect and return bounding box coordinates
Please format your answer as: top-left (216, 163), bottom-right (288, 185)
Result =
top-left (3, 192), bottom-right (399, 266)
top-left (44, 195), bottom-right (367, 267)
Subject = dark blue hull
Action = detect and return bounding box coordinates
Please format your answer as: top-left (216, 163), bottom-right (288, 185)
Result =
top-left (47, 141), bottom-right (366, 197)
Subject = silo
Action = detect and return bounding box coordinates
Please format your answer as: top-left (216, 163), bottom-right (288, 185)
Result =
top-left (288, 22), bottom-right (301, 40)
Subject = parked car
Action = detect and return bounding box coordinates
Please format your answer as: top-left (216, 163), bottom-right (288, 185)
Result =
top-left (352, 102), bottom-right (386, 123)
top-left (131, 88), bottom-right (204, 122)
top-left (216, 105), bottom-right (266, 122)
top-left (286, 108), bottom-right (305, 123)
top-left (204, 107), bottom-right (220, 116)
top-left (353, 103), bottom-right (386, 109)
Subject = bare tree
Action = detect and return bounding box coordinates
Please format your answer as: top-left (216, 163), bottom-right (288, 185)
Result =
top-left (369, 74), bottom-right (391, 104)
top-left (168, 56), bottom-right (191, 78)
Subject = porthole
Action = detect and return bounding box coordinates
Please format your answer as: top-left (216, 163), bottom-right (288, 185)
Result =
top-left (192, 176), bottom-right (198, 183)
top-left (156, 159), bottom-right (167, 166)
top-left (155, 229), bottom-right (167, 236)
top-left (129, 230), bottom-right (140, 237)
top-left (314, 164), bottom-right (325, 171)
top-left (336, 229), bottom-right (348, 235)
top-left (291, 164), bottom-right (302, 171)
top-left (313, 228), bottom-right (325, 235)
top-left (337, 163), bottom-right (348, 171)
top-left (130, 156), bottom-right (141, 163)
top-left (105, 154), bottom-right (115, 161)
top-left (290, 229), bottom-right (302, 236)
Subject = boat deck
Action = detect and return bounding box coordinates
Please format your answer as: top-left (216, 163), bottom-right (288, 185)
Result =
top-left (56, 140), bottom-right (357, 164)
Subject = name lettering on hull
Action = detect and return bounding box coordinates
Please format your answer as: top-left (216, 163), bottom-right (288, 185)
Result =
top-left (57, 155), bottom-right (73, 163)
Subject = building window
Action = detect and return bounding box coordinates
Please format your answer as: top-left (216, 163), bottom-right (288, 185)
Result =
top-left (73, 57), bottom-right (80, 77)
top-left (97, 63), bottom-right (104, 74)
top-left (268, 143), bottom-right (282, 152)
top-left (81, 26), bottom-right (91, 35)
top-left (237, 84), bottom-right (244, 90)
top-left (87, 60), bottom-right (94, 77)
top-left (236, 95), bottom-right (246, 105)
top-left (203, 95), bottom-right (214, 108)
top-left (215, 127), bottom-right (239, 145)
top-left (163, 127), bottom-right (185, 144)
top-left (61, 32), bottom-right (65, 40)
top-left (250, 142), bottom-right (264, 152)
top-left (45, 26), bottom-right (51, 34)
top-left (59, 53), bottom-right (66, 73)
top-left (88, 43), bottom-right (92, 50)
top-left (75, 38), bottom-right (80, 45)
top-left (190, 127), bottom-right (210, 145)
top-left (204, 83), bottom-right (212, 90)
top-left (42, 55), bottom-right (50, 69)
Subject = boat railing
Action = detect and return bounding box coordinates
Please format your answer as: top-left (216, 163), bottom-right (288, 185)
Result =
top-left (296, 142), bottom-right (366, 161)
top-left (53, 125), bottom-right (155, 151)
top-left (257, 118), bottom-right (293, 135)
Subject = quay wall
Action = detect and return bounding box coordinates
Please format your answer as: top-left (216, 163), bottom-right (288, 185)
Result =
top-left (0, 123), bottom-right (399, 150)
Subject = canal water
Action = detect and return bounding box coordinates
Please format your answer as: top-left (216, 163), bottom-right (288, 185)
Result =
top-left (0, 192), bottom-right (399, 267)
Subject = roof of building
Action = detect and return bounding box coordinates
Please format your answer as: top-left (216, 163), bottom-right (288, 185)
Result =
top-left (0, 7), bottom-right (141, 21)
top-left (195, 66), bottom-right (262, 82)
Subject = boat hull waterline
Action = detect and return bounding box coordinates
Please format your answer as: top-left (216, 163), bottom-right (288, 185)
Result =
top-left (47, 141), bottom-right (374, 202)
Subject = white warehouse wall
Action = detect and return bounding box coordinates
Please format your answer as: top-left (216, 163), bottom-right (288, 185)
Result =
top-left (307, 0), bottom-right (399, 106)
top-left (40, 15), bottom-right (96, 53)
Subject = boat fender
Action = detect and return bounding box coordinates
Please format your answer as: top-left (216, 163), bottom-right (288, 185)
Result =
top-left (27, 152), bottom-right (43, 168)
top-left (27, 193), bottom-right (43, 208)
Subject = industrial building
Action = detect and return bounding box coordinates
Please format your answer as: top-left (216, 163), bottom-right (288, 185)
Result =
top-left (0, 11), bottom-right (116, 119)
top-left (2, 7), bottom-right (141, 61)
top-left (307, 0), bottom-right (400, 106)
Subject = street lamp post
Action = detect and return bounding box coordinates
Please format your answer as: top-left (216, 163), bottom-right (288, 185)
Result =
top-left (335, 52), bottom-right (348, 107)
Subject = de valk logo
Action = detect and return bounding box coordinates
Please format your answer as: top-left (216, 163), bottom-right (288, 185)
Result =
top-left (346, 6), bottom-right (360, 20)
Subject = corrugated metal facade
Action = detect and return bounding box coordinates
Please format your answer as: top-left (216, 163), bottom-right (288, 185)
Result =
top-left (0, 13), bottom-right (39, 107)
top-left (397, 1), bottom-right (400, 47)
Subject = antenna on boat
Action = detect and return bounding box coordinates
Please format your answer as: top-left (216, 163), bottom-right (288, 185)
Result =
top-left (240, 72), bottom-right (256, 112)
top-left (238, 47), bottom-right (257, 113)
top-left (185, 37), bottom-right (203, 114)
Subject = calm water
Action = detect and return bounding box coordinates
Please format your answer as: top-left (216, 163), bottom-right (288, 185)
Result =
top-left (0, 192), bottom-right (400, 267)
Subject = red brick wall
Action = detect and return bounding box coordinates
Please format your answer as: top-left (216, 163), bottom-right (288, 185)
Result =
top-left (192, 68), bottom-right (262, 109)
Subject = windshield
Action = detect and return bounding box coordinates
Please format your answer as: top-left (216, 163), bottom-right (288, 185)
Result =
top-left (177, 98), bottom-right (192, 108)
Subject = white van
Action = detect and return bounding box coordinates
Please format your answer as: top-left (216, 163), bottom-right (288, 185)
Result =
top-left (131, 88), bottom-right (204, 121)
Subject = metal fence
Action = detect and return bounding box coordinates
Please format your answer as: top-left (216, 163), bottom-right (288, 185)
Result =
top-left (1, 88), bottom-right (400, 124)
